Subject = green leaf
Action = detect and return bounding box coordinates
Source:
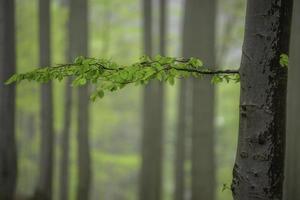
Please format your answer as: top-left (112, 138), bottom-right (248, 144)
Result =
top-left (280, 53), bottom-right (289, 68)
top-left (168, 77), bottom-right (175, 85)
top-left (211, 75), bottom-right (223, 84)
top-left (189, 57), bottom-right (203, 68)
top-left (97, 90), bottom-right (104, 98)
top-left (74, 56), bottom-right (84, 64)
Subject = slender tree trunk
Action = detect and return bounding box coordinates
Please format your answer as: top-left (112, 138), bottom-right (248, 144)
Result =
top-left (284, 1), bottom-right (300, 199)
top-left (181, 0), bottom-right (216, 199)
top-left (59, 1), bottom-right (72, 200)
top-left (59, 78), bottom-right (72, 200)
top-left (0, 0), bottom-right (17, 199)
top-left (34, 0), bottom-right (55, 200)
top-left (69, 0), bottom-right (91, 199)
top-left (174, 79), bottom-right (189, 200)
top-left (231, 1), bottom-right (293, 199)
top-left (139, 0), bottom-right (165, 199)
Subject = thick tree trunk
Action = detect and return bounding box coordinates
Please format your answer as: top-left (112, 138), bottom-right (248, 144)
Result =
top-left (139, 0), bottom-right (165, 200)
top-left (182, 0), bottom-right (216, 200)
top-left (69, 0), bottom-right (91, 199)
top-left (231, 1), bottom-right (293, 200)
top-left (0, 0), bottom-right (17, 199)
top-left (284, 1), bottom-right (300, 199)
top-left (34, 1), bottom-right (54, 199)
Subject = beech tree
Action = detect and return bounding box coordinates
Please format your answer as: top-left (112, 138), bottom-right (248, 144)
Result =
top-left (33, 0), bottom-right (55, 199)
top-left (181, 0), bottom-right (216, 199)
top-left (0, 0), bottom-right (17, 199)
top-left (231, 1), bottom-right (293, 200)
top-left (139, 0), bottom-right (165, 199)
top-left (69, 0), bottom-right (92, 199)
top-left (6, 0), bottom-right (294, 199)
top-left (59, 1), bottom-right (72, 200)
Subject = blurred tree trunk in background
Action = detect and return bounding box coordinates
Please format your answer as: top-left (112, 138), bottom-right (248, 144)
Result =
top-left (139, 0), bottom-right (165, 199)
top-left (59, 1), bottom-right (72, 199)
top-left (69, 0), bottom-right (91, 199)
top-left (0, 0), bottom-right (17, 199)
top-left (284, 1), bottom-right (300, 199)
top-left (231, 0), bottom-right (293, 199)
top-left (34, 0), bottom-right (54, 199)
top-left (174, 79), bottom-right (189, 200)
top-left (59, 78), bottom-right (72, 200)
top-left (182, 0), bottom-right (216, 200)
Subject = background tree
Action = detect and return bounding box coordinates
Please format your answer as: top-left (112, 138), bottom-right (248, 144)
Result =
top-left (284, 1), bottom-right (300, 199)
top-left (34, 0), bottom-right (54, 199)
top-left (174, 78), bottom-right (190, 200)
top-left (231, 0), bottom-right (293, 199)
top-left (59, 0), bottom-right (72, 200)
top-left (0, 0), bottom-right (17, 199)
top-left (69, 0), bottom-right (91, 199)
top-left (181, 0), bottom-right (216, 199)
top-left (139, 0), bottom-right (165, 199)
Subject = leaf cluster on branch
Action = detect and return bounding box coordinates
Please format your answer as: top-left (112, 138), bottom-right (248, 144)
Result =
top-left (6, 55), bottom-right (240, 101)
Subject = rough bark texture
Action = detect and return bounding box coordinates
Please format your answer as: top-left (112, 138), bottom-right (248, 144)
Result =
top-left (69, 0), bottom-right (91, 199)
top-left (231, 1), bottom-right (293, 200)
top-left (182, 0), bottom-right (216, 200)
top-left (0, 0), bottom-right (17, 199)
top-left (34, 0), bottom-right (54, 199)
top-left (174, 80), bottom-right (189, 200)
top-left (139, 0), bottom-right (165, 199)
top-left (284, 1), bottom-right (300, 199)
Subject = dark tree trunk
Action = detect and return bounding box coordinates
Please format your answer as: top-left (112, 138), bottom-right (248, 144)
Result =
top-left (0, 0), bottom-right (17, 199)
top-left (69, 0), bottom-right (91, 199)
top-left (182, 0), bottom-right (216, 199)
top-left (139, 0), bottom-right (165, 200)
top-left (34, 0), bottom-right (54, 199)
top-left (231, 1), bottom-right (293, 200)
top-left (284, 1), bottom-right (300, 199)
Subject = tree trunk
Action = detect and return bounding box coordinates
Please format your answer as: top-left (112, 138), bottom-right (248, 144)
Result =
top-left (69, 0), bottom-right (91, 199)
top-left (284, 1), bottom-right (300, 199)
top-left (139, 0), bottom-right (165, 200)
top-left (0, 0), bottom-right (17, 199)
top-left (59, 79), bottom-right (72, 200)
top-left (174, 79), bottom-right (189, 200)
top-left (59, 1), bottom-right (72, 199)
top-left (231, 1), bottom-right (293, 200)
top-left (182, 0), bottom-right (216, 199)
top-left (34, 0), bottom-right (54, 199)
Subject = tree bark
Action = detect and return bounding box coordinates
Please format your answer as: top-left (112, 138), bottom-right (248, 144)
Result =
top-left (34, 0), bottom-right (55, 200)
top-left (284, 1), bottom-right (300, 199)
top-left (69, 0), bottom-right (91, 199)
top-left (182, 0), bottom-right (216, 200)
top-left (0, 0), bottom-right (17, 199)
top-left (139, 0), bottom-right (165, 200)
top-left (231, 1), bottom-right (293, 200)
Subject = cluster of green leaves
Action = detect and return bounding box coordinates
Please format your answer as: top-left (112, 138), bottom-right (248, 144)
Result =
top-left (6, 55), bottom-right (240, 101)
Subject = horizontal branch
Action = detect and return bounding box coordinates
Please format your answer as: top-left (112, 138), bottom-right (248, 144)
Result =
top-left (6, 55), bottom-right (240, 100)
top-left (173, 68), bottom-right (239, 75)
